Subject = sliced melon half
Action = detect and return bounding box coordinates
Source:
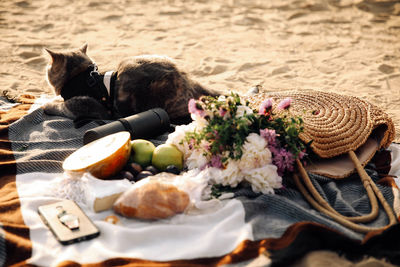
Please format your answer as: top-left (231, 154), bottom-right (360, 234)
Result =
top-left (63, 131), bottom-right (131, 179)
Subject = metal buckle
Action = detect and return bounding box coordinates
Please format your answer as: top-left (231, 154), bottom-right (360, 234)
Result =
top-left (87, 63), bottom-right (99, 87)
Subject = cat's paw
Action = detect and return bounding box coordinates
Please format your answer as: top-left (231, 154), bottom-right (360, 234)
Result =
top-left (42, 101), bottom-right (75, 119)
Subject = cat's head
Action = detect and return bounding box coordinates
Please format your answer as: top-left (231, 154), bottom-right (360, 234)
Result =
top-left (44, 44), bottom-right (93, 95)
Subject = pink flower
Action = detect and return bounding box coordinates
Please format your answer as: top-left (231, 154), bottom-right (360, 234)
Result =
top-left (219, 107), bottom-right (227, 117)
top-left (202, 142), bottom-right (211, 151)
top-left (188, 99), bottom-right (197, 113)
top-left (277, 98), bottom-right (292, 110)
top-left (298, 150), bottom-right (306, 160)
top-left (188, 99), bottom-right (205, 117)
top-left (258, 98), bottom-right (273, 115)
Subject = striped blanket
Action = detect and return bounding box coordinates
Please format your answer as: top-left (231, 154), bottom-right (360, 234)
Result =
top-left (1, 95), bottom-right (400, 267)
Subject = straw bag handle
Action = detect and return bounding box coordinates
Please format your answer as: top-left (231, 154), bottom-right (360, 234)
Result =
top-left (295, 151), bottom-right (397, 233)
top-left (296, 156), bottom-right (379, 223)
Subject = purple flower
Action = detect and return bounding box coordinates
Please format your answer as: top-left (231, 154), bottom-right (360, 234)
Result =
top-left (188, 99), bottom-right (205, 117)
top-left (268, 145), bottom-right (279, 156)
top-left (277, 98), bottom-right (292, 110)
top-left (210, 155), bottom-right (223, 169)
top-left (258, 98), bottom-right (273, 115)
top-left (260, 128), bottom-right (277, 147)
top-left (273, 148), bottom-right (295, 176)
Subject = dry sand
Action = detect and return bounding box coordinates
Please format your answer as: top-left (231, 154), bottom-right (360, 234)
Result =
top-left (1, 0), bottom-right (400, 140)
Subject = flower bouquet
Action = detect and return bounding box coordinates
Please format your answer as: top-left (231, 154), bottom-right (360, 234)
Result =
top-left (166, 93), bottom-right (307, 195)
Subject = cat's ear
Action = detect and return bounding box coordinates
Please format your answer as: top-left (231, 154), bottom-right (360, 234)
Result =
top-left (79, 43), bottom-right (88, 54)
top-left (44, 48), bottom-right (63, 63)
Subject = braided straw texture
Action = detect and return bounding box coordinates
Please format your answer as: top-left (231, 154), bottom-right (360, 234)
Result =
top-left (247, 90), bottom-right (395, 158)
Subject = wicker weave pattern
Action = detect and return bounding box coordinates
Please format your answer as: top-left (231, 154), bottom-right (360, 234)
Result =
top-left (248, 90), bottom-right (395, 158)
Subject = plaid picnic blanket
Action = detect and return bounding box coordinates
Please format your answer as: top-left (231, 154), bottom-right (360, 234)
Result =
top-left (1, 95), bottom-right (400, 267)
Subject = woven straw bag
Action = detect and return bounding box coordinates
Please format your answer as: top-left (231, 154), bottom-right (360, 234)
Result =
top-left (248, 90), bottom-right (397, 233)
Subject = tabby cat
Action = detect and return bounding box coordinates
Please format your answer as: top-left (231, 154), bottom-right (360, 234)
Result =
top-left (43, 44), bottom-right (219, 124)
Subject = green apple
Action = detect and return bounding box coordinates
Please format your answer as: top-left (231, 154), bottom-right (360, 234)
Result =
top-left (151, 144), bottom-right (183, 171)
top-left (130, 139), bottom-right (156, 167)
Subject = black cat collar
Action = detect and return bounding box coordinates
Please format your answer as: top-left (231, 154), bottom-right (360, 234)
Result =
top-left (60, 63), bottom-right (117, 114)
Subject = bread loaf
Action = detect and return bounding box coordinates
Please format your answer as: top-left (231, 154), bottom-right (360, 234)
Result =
top-left (113, 178), bottom-right (190, 220)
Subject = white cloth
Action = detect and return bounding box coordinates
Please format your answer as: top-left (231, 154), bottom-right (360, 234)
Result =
top-left (16, 172), bottom-right (253, 266)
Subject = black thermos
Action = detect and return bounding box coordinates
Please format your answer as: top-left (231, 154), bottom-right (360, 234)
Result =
top-left (83, 108), bottom-right (170, 144)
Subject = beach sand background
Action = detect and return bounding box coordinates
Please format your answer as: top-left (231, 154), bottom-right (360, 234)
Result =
top-left (1, 0), bottom-right (400, 140)
top-left (0, 0), bottom-right (399, 265)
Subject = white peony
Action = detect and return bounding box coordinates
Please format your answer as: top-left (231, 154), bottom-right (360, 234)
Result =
top-left (242, 165), bottom-right (282, 194)
top-left (190, 113), bottom-right (209, 128)
top-left (238, 133), bottom-right (272, 171)
top-left (186, 148), bottom-right (209, 170)
top-left (166, 121), bottom-right (203, 160)
top-left (206, 159), bottom-right (242, 188)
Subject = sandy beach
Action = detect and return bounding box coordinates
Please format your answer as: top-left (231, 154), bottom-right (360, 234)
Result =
top-left (1, 0), bottom-right (399, 141)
